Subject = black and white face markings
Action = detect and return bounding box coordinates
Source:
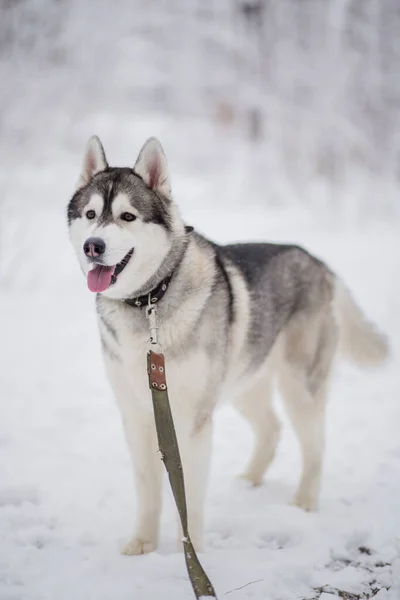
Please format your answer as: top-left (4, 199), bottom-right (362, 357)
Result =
top-left (68, 168), bottom-right (172, 229)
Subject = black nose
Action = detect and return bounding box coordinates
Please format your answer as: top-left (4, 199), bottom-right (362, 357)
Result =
top-left (83, 237), bottom-right (106, 258)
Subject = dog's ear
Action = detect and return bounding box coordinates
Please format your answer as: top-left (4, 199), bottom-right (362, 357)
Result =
top-left (77, 136), bottom-right (108, 189)
top-left (133, 137), bottom-right (171, 198)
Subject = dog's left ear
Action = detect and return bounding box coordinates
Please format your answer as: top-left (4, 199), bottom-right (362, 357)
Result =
top-left (133, 137), bottom-right (171, 198)
top-left (77, 135), bottom-right (108, 189)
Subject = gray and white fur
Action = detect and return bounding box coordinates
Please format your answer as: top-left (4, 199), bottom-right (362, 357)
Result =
top-left (67, 136), bottom-right (389, 555)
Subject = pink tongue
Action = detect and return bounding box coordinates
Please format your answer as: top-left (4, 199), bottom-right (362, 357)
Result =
top-left (87, 265), bottom-right (116, 293)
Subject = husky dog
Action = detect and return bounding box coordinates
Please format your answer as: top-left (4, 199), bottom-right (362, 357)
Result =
top-left (67, 136), bottom-right (388, 555)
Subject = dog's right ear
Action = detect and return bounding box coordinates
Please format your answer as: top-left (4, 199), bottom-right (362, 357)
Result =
top-left (77, 136), bottom-right (108, 189)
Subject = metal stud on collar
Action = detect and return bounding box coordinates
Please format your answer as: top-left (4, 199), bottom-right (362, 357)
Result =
top-left (124, 273), bottom-right (172, 309)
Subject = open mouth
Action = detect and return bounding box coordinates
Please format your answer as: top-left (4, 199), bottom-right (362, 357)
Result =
top-left (87, 248), bottom-right (134, 293)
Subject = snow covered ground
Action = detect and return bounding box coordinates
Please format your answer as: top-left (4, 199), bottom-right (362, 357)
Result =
top-left (0, 170), bottom-right (399, 600)
top-left (1, 0), bottom-right (400, 596)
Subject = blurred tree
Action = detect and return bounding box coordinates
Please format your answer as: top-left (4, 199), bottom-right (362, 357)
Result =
top-left (0, 0), bottom-right (399, 215)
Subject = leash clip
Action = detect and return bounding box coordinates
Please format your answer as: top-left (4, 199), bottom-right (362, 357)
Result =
top-left (146, 295), bottom-right (162, 352)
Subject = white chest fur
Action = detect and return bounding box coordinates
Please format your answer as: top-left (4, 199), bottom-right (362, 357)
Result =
top-left (97, 294), bottom-right (214, 416)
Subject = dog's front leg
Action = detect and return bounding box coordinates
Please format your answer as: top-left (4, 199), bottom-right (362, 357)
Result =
top-left (106, 361), bottom-right (163, 555)
top-left (174, 413), bottom-right (213, 552)
top-left (119, 399), bottom-right (163, 555)
top-left (104, 352), bottom-right (163, 554)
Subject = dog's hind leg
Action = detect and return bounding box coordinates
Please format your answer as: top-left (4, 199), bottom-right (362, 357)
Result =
top-left (278, 311), bottom-right (337, 511)
top-left (279, 369), bottom-right (327, 511)
top-left (233, 371), bottom-right (281, 486)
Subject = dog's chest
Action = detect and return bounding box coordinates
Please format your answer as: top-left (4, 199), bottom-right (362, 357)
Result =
top-left (96, 300), bottom-right (210, 410)
top-left (95, 301), bottom-right (147, 395)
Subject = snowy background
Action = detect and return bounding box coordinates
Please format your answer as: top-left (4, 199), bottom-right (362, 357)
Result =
top-left (0, 1), bottom-right (399, 599)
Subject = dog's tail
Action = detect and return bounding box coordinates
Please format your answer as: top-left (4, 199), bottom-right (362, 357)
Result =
top-left (334, 278), bottom-right (389, 366)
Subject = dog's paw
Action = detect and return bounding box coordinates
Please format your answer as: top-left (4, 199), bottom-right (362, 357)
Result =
top-left (121, 537), bottom-right (157, 556)
top-left (237, 471), bottom-right (263, 487)
top-left (291, 492), bottom-right (318, 512)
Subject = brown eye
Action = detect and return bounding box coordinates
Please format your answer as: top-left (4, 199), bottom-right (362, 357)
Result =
top-left (121, 212), bottom-right (136, 222)
top-left (86, 210), bottom-right (96, 219)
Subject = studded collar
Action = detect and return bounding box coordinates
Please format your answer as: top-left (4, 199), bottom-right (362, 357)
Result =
top-left (124, 272), bottom-right (173, 309)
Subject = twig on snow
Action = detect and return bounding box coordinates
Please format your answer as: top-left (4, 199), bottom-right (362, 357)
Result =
top-left (225, 578), bottom-right (264, 595)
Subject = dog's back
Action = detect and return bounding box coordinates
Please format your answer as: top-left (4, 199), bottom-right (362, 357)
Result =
top-left (218, 241), bottom-right (387, 374)
top-left (219, 242), bottom-right (331, 367)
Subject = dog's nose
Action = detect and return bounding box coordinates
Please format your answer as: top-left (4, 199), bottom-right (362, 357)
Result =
top-left (83, 237), bottom-right (106, 258)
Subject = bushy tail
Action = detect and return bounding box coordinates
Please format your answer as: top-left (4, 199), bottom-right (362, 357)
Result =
top-left (335, 279), bottom-right (389, 366)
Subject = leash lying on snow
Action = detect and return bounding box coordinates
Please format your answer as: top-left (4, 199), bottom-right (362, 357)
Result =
top-left (146, 301), bottom-right (217, 600)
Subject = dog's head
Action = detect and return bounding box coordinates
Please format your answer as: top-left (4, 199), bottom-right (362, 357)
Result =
top-left (67, 136), bottom-right (185, 300)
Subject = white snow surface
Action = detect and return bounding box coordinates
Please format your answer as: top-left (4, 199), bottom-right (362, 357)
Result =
top-left (0, 173), bottom-right (400, 600)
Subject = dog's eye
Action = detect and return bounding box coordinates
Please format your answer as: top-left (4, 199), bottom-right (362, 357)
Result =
top-left (121, 212), bottom-right (136, 222)
top-left (86, 210), bottom-right (96, 220)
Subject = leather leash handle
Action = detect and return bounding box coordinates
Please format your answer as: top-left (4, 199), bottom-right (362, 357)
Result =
top-left (148, 350), bottom-right (217, 599)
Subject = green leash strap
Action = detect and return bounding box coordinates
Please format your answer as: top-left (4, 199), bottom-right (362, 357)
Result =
top-left (147, 350), bottom-right (217, 599)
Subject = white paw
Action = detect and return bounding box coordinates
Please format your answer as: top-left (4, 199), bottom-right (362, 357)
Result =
top-left (121, 537), bottom-right (157, 556)
top-left (237, 471), bottom-right (263, 487)
top-left (291, 492), bottom-right (318, 512)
